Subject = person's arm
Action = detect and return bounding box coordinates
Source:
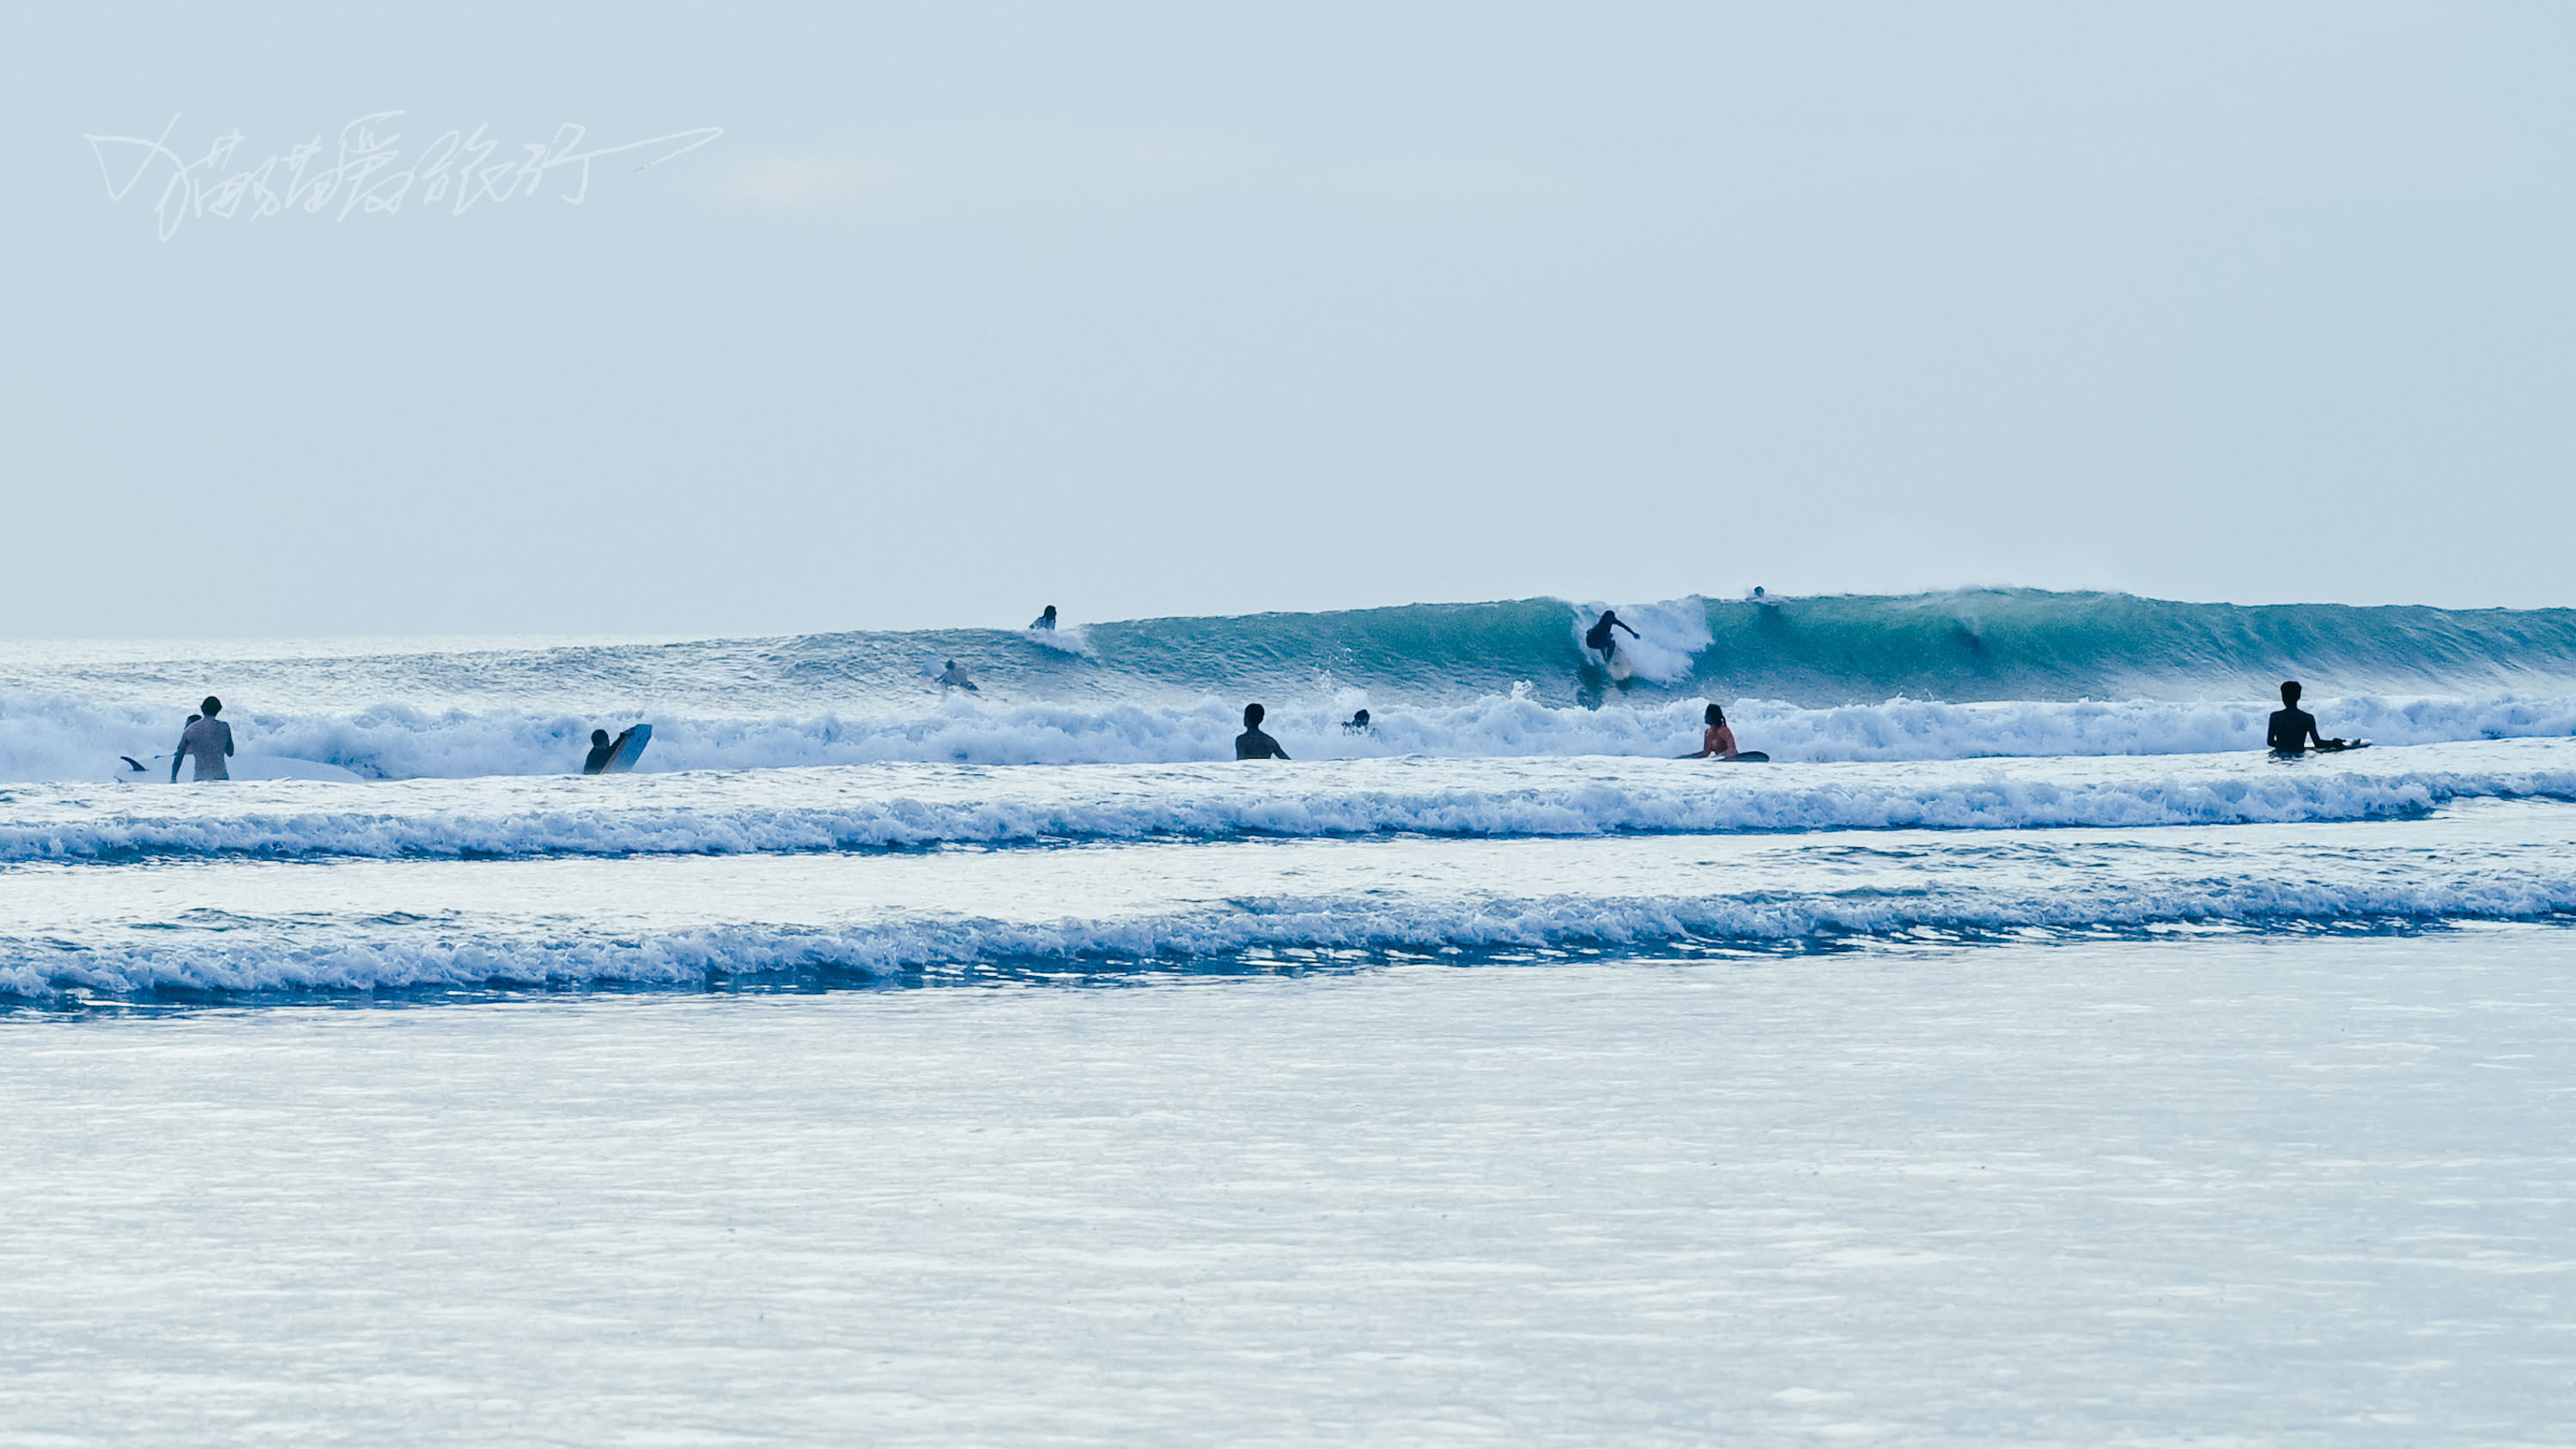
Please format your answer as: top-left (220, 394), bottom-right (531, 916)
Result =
top-left (222, 722), bottom-right (234, 758)
top-left (170, 732), bottom-right (184, 783)
top-left (1618, 620), bottom-right (1641, 638)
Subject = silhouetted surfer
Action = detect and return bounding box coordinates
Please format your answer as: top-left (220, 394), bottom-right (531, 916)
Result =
top-left (1030, 605), bottom-right (1058, 631)
top-left (584, 727), bottom-right (635, 775)
top-left (1342, 708), bottom-right (1371, 734)
top-left (938, 659), bottom-right (980, 692)
top-left (172, 696), bottom-right (234, 782)
top-left (2266, 681), bottom-right (2345, 754)
top-left (1585, 610), bottom-right (1639, 668)
top-left (1235, 703), bottom-right (1290, 760)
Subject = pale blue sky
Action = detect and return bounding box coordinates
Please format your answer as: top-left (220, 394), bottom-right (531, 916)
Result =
top-left (8, 3), bottom-right (2572, 636)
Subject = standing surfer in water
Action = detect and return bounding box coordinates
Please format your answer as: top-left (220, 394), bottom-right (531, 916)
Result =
top-left (171, 696), bottom-right (234, 782)
top-left (1684, 704), bottom-right (1740, 761)
top-left (1234, 703), bottom-right (1290, 760)
top-left (2266, 681), bottom-right (2348, 754)
top-left (1585, 609), bottom-right (1640, 669)
top-left (583, 727), bottom-right (637, 775)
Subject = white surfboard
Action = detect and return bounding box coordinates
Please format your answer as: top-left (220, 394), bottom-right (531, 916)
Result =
top-left (114, 754), bottom-right (364, 784)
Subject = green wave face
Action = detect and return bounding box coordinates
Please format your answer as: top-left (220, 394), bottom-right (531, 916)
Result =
top-left (1052, 591), bottom-right (2576, 706)
top-left (18, 591), bottom-right (2576, 716)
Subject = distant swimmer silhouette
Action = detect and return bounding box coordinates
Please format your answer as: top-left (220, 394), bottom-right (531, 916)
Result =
top-left (1030, 605), bottom-right (1058, 631)
top-left (583, 727), bottom-right (640, 775)
top-left (1584, 609), bottom-right (1640, 668)
top-left (938, 659), bottom-right (980, 692)
top-left (2267, 681), bottom-right (2354, 754)
top-left (1342, 708), bottom-right (1372, 734)
top-left (172, 696), bottom-right (234, 782)
top-left (1235, 703), bottom-right (1290, 760)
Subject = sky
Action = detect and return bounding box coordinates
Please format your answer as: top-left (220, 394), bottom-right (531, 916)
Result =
top-left (6, 3), bottom-right (2573, 638)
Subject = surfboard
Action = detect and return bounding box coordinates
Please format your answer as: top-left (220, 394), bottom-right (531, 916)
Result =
top-left (113, 754), bottom-right (364, 784)
top-left (601, 724), bottom-right (653, 773)
top-left (1606, 652), bottom-right (1634, 682)
top-left (2269, 740), bottom-right (2370, 759)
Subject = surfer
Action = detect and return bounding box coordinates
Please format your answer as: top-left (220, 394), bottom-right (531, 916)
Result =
top-left (171, 696), bottom-right (234, 783)
top-left (2266, 682), bottom-right (2344, 755)
top-left (1235, 703), bottom-right (1290, 761)
top-left (1030, 605), bottom-right (1057, 631)
top-left (1342, 708), bottom-right (1372, 734)
top-left (1684, 703), bottom-right (1741, 761)
top-left (938, 659), bottom-right (980, 692)
top-left (583, 727), bottom-right (635, 775)
top-left (1584, 610), bottom-right (1640, 668)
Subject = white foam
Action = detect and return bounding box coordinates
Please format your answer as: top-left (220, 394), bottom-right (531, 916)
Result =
top-left (4, 740), bottom-right (2573, 863)
top-left (14, 864), bottom-right (2576, 1000)
top-left (8, 683), bottom-right (2576, 784)
top-left (1571, 597), bottom-right (1710, 684)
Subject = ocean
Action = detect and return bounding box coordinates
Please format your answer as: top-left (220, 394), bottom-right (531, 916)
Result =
top-left (4, 589), bottom-right (2573, 1444)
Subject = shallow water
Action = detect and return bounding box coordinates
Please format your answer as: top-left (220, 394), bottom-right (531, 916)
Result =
top-left (5, 930), bottom-right (2572, 1446)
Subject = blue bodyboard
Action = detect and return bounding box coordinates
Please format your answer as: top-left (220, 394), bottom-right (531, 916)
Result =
top-left (604, 724), bottom-right (653, 773)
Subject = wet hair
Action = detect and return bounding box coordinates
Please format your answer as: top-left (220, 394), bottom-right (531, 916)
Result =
top-left (186, 714), bottom-right (201, 725)
top-left (1352, 709), bottom-right (1370, 724)
top-left (1042, 605), bottom-right (1056, 616)
top-left (592, 729), bottom-right (611, 746)
top-left (1704, 703), bottom-right (1726, 726)
top-left (2281, 681), bottom-right (2302, 704)
top-left (200, 696), bottom-right (222, 716)
top-left (1243, 702), bottom-right (1266, 726)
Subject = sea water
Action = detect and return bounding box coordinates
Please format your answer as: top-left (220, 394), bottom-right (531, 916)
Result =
top-left (3, 591), bottom-right (2573, 1443)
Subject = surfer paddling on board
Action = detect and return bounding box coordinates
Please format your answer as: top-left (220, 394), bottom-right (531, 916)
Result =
top-left (1584, 610), bottom-right (1640, 670)
top-left (1030, 605), bottom-right (1058, 631)
top-left (2267, 681), bottom-right (2352, 755)
top-left (1235, 703), bottom-right (1290, 760)
top-left (172, 696), bottom-right (234, 782)
top-left (938, 660), bottom-right (980, 692)
top-left (1684, 704), bottom-right (1740, 760)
